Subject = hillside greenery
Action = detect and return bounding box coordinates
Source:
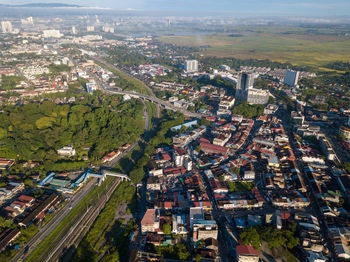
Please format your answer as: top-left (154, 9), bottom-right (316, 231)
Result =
top-left (71, 110), bottom-right (184, 261)
top-left (0, 92), bottom-right (144, 171)
top-left (129, 111), bottom-right (185, 183)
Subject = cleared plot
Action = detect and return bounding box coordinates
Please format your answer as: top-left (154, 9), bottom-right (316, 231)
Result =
top-left (158, 33), bottom-right (350, 67)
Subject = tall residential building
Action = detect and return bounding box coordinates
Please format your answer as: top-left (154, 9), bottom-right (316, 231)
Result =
top-left (184, 60), bottom-right (199, 73)
top-left (235, 72), bottom-right (255, 100)
top-left (87, 26), bottom-right (95, 32)
top-left (236, 72), bottom-right (269, 105)
top-left (284, 69), bottom-right (300, 87)
top-left (237, 72), bottom-right (255, 90)
top-left (21, 17), bottom-right (33, 25)
top-left (72, 26), bottom-right (77, 35)
top-left (1, 21), bottom-right (13, 33)
top-left (43, 30), bottom-right (62, 38)
top-left (102, 25), bottom-right (114, 33)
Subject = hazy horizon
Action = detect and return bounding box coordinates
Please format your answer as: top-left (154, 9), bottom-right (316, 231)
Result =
top-left (0, 0), bottom-right (349, 17)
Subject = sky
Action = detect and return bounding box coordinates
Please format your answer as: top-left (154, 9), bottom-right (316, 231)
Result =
top-left (2, 0), bottom-right (350, 16)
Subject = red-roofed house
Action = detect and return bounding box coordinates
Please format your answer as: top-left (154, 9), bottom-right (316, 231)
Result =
top-left (164, 166), bottom-right (186, 176)
top-left (280, 211), bottom-right (291, 221)
top-left (199, 137), bottom-right (211, 144)
top-left (0, 158), bottom-right (15, 170)
top-left (162, 153), bottom-right (171, 161)
top-left (210, 180), bottom-right (228, 194)
top-left (11, 201), bottom-right (26, 209)
top-left (206, 116), bottom-right (216, 122)
top-left (102, 150), bottom-right (121, 163)
top-left (4, 206), bottom-right (19, 218)
top-left (193, 201), bottom-right (212, 210)
top-left (200, 142), bottom-right (229, 155)
top-left (141, 209), bottom-right (160, 234)
top-left (236, 245), bottom-right (259, 262)
top-left (164, 201), bottom-right (173, 209)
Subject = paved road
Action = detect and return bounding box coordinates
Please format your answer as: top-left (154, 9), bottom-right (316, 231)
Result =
top-left (106, 88), bottom-right (205, 118)
top-left (12, 178), bottom-right (98, 262)
top-left (142, 100), bottom-right (150, 131)
top-left (91, 56), bottom-right (204, 118)
top-left (279, 107), bottom-right (336, 260)
top-left (197, 120), bottom-right (260, 261)
top-left (323, 127), bottom-right (350, 164)
top-left (92, 56), bottom-right (156, 97)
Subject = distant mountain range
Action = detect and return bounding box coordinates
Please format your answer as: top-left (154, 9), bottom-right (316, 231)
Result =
top-left (0, 3), bottom-right (83, 8)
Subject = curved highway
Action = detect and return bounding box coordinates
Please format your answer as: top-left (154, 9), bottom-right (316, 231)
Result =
top-left (106, 89), bottom-right (205, 118)
top-left (92, 56), bottom-right (205, 119)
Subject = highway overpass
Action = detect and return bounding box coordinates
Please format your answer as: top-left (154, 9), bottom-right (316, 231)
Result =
top-left (105, 89), bottom-right (206, 118)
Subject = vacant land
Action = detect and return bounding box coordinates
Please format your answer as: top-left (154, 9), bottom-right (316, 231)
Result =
top-left (159, 30), bottom-right (350, 68)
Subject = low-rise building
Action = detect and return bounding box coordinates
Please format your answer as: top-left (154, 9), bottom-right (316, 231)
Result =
top-left (329, 227), bottom-right (350, 259)
top-left (141, 209), bottom-right (160, 234)
top-left (340, 126), bottom-right (350, 141)
top-left (102, 150), bottom-right (122, 163)
top-left (57, 145), bottom-right (76, 157)
top-left (246, 88), bottom-right (269, 105)
top-left (193, 220), bottom-right (218, 241)
top-left (236, 245), bottom-right (259, 262)
top-left (264, 104), bottom-right (278, 115)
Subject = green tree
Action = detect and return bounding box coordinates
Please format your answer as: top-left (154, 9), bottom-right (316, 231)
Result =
top-left (344, 162), bottom-right (350, 173)
top-left (0, 217), bottom-right (16, 234)
top-left (101, 250), bottom-right (119, 262)
top-left (239, 226), bottom-right (260, 250)
top-left (162, 223), bottom-right (172, 235)
top-left (283, 230), bottom-right (299, 249)
top-left (199, 118), bottom-right (210, 126)
top-left (177, 243), bottom-right (190, 260)
top-left (338, 134), bottom-right (346, 142)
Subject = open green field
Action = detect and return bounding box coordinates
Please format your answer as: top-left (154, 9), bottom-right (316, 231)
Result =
top-left (158, 31), bottom-right (350, 68)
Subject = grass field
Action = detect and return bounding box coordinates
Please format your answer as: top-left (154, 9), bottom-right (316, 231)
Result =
top-left (158, 30), bottom-right (350, 68)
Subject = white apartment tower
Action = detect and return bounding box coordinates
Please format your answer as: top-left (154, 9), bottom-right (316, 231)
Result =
top-left (1, 21), bottom-right (13, 33)
top-left (87, 26), bottom-right (95, 32)
top-left (21, 17), bottom-right (33, 25)
top-left (184, 60), bottom-right (199, 73)
top-left (43, 30), bottom-right (62, 38)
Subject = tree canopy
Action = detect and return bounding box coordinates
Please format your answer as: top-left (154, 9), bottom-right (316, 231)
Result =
top-left (239, 224), bottom-right (299, 250)
top-left (0, 93), bottom-right (144, 171)
top-left (232, 101), bottom-right (264, 119)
